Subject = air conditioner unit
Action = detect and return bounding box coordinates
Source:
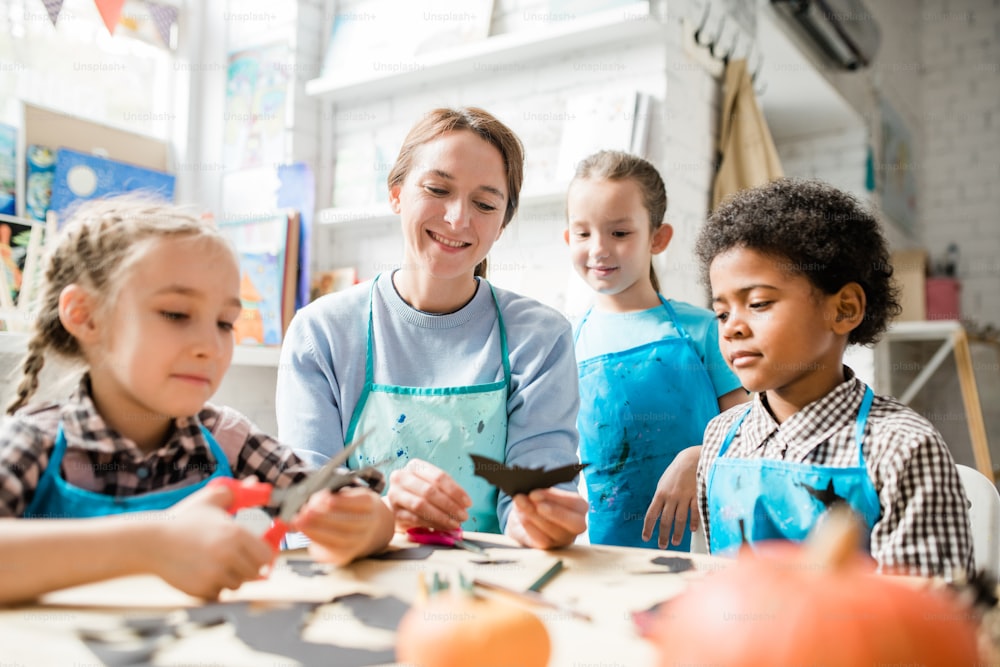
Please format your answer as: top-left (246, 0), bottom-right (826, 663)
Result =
top-left (771, 0), bottom-right (881, 70)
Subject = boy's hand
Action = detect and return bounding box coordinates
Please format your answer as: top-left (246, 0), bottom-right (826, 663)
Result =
top-left (505, 488), bottom-right (588, 549)
top-left (643, 445), bottom-right (702, 549)
top-left (293, 486), bottom-right (394, 566)
top-left (147, 484), bottom-right (273, 599)
top-left (386, 459), bottom-right (472, 532)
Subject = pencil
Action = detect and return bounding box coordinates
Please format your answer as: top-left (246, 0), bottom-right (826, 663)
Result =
top-left (472, 577), bottom-right (592, 622)
top-left (527, 559), bottom-right (564, 592)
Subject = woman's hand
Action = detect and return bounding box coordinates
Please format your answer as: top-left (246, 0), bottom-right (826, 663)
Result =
top-left (505, 488), bottom-right (588, 549)
top-left (386, 459), bottom-right (472, 532)
top-left (294, 486), bottom-right (394, 566)
top-left (147, 484), bottom-right (274, 599)
top-left (642, 445), bottom-right (701, 548)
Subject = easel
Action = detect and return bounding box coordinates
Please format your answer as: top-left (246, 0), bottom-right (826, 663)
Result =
top-left (875, 320), bottom-right (995, 480)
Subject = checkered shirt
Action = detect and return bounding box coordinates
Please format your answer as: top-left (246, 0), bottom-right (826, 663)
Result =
top-left (697, 367), bottom-right (975, 579)
top-left (0, 377), bottom-right (310, 517)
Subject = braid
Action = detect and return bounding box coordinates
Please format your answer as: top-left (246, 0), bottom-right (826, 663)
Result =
top-left (5, 196), bottom-right (222, 414)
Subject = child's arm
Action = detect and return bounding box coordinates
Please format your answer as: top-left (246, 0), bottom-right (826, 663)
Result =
top-left (640, 390), bottom-right (749, 549)
top-left (0, 484), bottom-right (273, 604)
top-left (642, 446), bottom-right (701, 548)
top-left (870, 429), bottom-right (974, 579)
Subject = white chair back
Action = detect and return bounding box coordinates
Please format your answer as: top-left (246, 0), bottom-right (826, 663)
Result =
top-left (956, 464), bottom-right (1000, 576)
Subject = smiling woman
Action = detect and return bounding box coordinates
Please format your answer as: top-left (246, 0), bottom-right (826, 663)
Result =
top-left (276, 107), bottom-right (589, 550)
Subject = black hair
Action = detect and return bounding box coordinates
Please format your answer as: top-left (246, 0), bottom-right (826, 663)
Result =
top-left (695, 178), bottom-right (901, 346)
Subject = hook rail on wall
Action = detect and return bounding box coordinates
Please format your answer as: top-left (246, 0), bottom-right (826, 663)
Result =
top-left (682, 1), bottom-right (766, 96)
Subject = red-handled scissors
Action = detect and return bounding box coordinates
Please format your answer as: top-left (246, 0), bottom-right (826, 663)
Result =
top-left (209, 433), bottom-right (376, 551)
top-left (406, 527), bottom-right (487, 555)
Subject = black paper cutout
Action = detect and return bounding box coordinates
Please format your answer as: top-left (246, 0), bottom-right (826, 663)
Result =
top-left (331, 592), bottom-right (409, 631)
top-left (470, 454), bottom-right (588, 496)
top-left (649, 556), bottom-right (695, 573)
top-left (285, 558), bottom-right (331, 577)
top-left (368, 545), bottom-right (436, 560)
top-left (186, 601), bottom-right (395, 667)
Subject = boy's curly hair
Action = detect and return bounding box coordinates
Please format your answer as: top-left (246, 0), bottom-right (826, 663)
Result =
top-left (695, 178), bottom-right (901, 346)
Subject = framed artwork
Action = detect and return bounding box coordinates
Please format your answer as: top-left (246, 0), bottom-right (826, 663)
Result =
top-left (879, 97), bottom-right (917, 235)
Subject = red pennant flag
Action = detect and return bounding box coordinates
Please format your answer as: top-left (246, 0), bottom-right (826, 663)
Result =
top-left (93, 0), bottom-right (127, 34)
top-left (41, 0), bottom-right (64, 27)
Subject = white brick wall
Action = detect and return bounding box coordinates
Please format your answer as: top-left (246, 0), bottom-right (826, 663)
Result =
top-left (211, 0), bottom-right (1000, 458)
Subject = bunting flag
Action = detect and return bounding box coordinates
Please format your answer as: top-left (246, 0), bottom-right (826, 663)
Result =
top-left (40, 0), bottom-right (64, 27)
top-left (94, 0), bottom-right (127, 34)
top-left (147, 2), bottom-right (178, 49)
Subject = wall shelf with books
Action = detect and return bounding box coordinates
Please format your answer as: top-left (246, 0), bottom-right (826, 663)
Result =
top-left (305, 2), bottom-right (662, 103)
top-left (315, 187), bottom-right (570, 228)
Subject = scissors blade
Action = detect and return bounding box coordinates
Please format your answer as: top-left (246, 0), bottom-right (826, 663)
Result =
top-left (276, 431), bottom-right (372, 523)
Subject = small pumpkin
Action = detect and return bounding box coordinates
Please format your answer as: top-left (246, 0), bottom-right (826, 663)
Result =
top-left (647, 510), bottom-right (980, 667)
top-left (396, 573), bottom-right (551, 667)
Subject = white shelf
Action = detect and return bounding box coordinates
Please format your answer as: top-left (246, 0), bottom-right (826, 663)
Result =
top-left (305, 2), bottom-right (662, 102)
top-left (315, 187), bottom-right (569, 228)
top-left (232, 345), bottom-right (282, 367)
top-left (0, 331), bottom-right (280, 368)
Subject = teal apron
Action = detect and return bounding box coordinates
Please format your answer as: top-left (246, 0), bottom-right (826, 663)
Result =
top-left (706, 386), bottom-right (880, 556)
top-left (345, 275), bottom-right (510, 534)
top-left (23, 423), bottom-right (233, 518)
top-left (575, 297), bottom-right (720, 549)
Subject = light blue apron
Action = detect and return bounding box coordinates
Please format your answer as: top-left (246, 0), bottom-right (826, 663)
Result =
top-left (706, 386), bottom-right (880, 556)
top-left (23, 423), bottom-right (233, 518)
top-left (345, 275), bottom-right (510, 534)
top-left (575, 297), bottom-right (720, 549)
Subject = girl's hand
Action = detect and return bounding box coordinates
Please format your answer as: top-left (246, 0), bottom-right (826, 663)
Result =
top-left (293, 486), bottom-right (394, 565)
top-left (505, 488), bottom-right (588, 549)
top-left (642, 445), bottom-right (701, 548)
top-left (146, 484), bottom-right (274, 599)
top-left (386, 459), bottom-right (472, 532)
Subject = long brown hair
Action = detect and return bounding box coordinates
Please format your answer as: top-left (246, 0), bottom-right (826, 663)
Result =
top-left (571, 150), bottom-right (668, 292)
top-left (387, 107), bottom-right (524, 278)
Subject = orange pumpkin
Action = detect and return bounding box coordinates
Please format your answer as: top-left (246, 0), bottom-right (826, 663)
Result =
top-left (396, 576), bottom-right (551, 667)
top-left (647, 511), bottom-right (980, 667)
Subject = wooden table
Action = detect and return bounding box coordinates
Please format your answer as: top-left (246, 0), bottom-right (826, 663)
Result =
top-left (0, 532), bottom-right (723, 665)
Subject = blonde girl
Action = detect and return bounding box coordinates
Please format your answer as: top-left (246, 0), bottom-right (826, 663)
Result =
top-left (0, 197), bottom-right (392, 603)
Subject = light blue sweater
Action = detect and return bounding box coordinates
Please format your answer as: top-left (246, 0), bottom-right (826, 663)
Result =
top-left (275, 273), bottom-right (581, 529)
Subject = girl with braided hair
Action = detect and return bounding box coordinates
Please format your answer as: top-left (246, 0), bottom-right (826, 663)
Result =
top-left (0, 197), bottom-right (392, 603)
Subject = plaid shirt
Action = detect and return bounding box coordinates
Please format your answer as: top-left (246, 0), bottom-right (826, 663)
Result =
top-left (697, 367), bottom-right (974, 579)
top-left (0, 377), bottom-right (311, 517)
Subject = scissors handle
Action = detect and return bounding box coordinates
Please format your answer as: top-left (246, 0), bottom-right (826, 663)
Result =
top-left (260, 519), bottom-right (291, 552)
top-left (407, 527), bottom-right (486, 554)
top-left (208, 477), bottom-right (275, 514)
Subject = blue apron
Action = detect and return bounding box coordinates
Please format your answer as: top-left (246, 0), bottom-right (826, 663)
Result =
top-left (23, 423), bottom-right (234, 518)
top-left (345, 275), bottom-right (510, 534)
top-left (575, 297), bottom-right (720, 549)
top-left (706, 386), bottom-right (881, 556)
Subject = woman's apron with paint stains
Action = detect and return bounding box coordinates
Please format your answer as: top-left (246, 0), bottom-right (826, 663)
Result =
top-left (346, 276), bottom-right (510, 534)
top-left (576, 297), bottom-right (719, 549)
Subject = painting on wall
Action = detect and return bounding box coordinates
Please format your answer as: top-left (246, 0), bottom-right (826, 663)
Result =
top-left (223, 42), bottom-right (291, 171)
top-left (879, 97), bottom-right (918, 235)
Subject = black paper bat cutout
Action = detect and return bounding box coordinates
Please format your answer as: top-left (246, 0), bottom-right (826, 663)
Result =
top-left (470, 454), bottom-right (588, 496)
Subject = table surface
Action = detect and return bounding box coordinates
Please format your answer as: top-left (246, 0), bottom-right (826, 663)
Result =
top-left (0, 532), bottom-right (725, 665)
